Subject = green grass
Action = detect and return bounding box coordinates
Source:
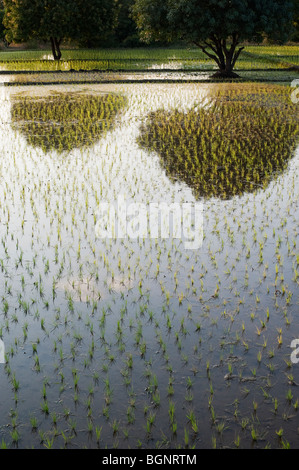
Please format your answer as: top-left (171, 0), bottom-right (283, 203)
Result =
top-left (0, 47), bottom-right (211, 61)
top-left (0, 45), bottom-right (298, 72)
top-left (246, 45), bottom-right (299, 66)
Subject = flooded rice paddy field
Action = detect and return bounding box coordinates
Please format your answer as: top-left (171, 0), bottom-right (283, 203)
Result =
top-left (0, 82), bottom-right (298, 449)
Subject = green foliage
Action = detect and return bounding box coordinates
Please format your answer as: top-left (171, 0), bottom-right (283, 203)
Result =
top-left (133, 0), bottom-right (295, 75)
top-left (0, 7), bottom-right (5, 43)
top-left (133, 0), bottom-right (294, 44)
top-left (138, 84), bottom-right (299, 199)
top-left (3, 0), bottom-right (118, 58)
top-left (292, 0), bottom-right (299, 40)
top-left (11, 92), bottom-right (127, 153)
top-left (73, 0), bottom-right (119, 48)
top-left (3, 0), bottom-right (70, 42)
top-left (113, 0), bottom-right (141, 47)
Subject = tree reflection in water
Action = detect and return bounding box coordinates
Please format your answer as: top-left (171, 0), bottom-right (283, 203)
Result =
top-left (11, 92), bottom-right (127, 153)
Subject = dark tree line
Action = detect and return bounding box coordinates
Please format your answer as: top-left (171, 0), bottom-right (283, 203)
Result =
top-left (0, 0), bottom-right (143, 53)
top-left (0, 0), bottom-right (298, 68)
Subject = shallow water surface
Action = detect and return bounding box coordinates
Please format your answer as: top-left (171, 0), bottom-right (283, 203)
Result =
top-left (0, 83), bottom-right (298, 449)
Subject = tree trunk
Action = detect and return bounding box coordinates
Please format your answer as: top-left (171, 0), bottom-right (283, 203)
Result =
top-left (194, 34), bottom-right (244, 79)
top-left (50, 37), bottom-right (62, 61)
top-left (212, 65), bottom-right (240, 79)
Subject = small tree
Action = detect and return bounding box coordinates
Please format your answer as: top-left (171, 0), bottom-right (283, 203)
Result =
top-left (133, 0), bottom-right (295, 77)
top-left (3, 0), bottom-right (118, 60)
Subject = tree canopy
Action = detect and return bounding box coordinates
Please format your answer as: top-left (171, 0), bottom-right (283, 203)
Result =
top-left (3, 0), bottom-right (118, 59)
top-left (113, 0), bottom-right (140, 47)
top-left (293, 0), bottom-right (299, 40)
top-left (133, 0), bottom-right (295, 76)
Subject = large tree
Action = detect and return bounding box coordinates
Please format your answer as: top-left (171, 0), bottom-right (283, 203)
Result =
top-left (133, 0), bottom-right (295, 77)
top-left (3, 0), bottom-right (118, 59)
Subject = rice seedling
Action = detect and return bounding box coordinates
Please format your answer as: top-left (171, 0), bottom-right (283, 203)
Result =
top-left (186, 410), bottom-right (199, 434)
top-left (10, 429), bottom-right (20, 445)
top-left (41, 401), bottom-right (49, 415)
top-left (286, 389), bottom-right (293, 404)
top-left (11, 374), bottom-right (20, 393)
top-left (281, 439), bottom-right (291, 449)
top-left (251, 427), bottom-right (258, 442)
top-left (30, 416), bottom-right (38, 431)
top-left (276, 428), bottom-right (284, 439)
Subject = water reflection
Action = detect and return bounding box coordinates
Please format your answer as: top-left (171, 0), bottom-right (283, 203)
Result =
top-left (138, 84), bottom-right (299, 200)
top-left (10, 92), bottom-right (127, 153)
top-left (0, 83), bottom-right (299, 449)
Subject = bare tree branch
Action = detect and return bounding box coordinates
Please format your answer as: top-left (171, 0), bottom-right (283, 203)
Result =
top-left (232, 46), bottom-right (245, 68)
top-left (203, 40), bottom-right (218, 56)
top-left (193, 41), bottom-right (221, 68)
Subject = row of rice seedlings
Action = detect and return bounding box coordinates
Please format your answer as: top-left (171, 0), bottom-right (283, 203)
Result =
top-left (0, 59), bottom-right (217, 73)
top-left (0, 48), bottom-right (211, 61)
top-left (0, 45), bottom-right (298, 70)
